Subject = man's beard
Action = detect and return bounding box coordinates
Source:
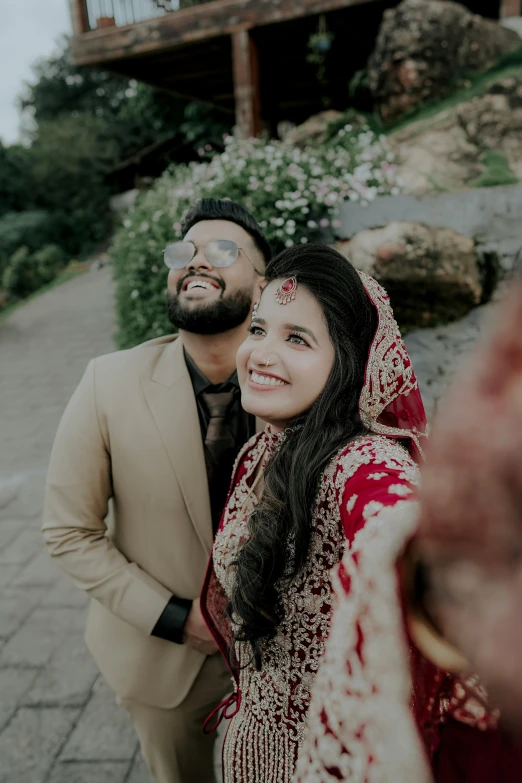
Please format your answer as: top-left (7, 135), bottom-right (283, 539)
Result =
top-left (167, 287), bottom-right (254, 335)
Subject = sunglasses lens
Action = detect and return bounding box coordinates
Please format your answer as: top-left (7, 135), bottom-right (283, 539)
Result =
top-left (163, 242), bottom-right (195, 269)
top-left (206, 240), bottom-right (239, 268)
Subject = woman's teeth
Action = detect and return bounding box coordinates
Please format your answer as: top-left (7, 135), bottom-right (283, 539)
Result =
top-left (251, 371), bottom-right (285, 387)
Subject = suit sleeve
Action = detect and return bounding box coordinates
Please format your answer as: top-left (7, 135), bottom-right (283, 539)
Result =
top-left (42, 359), bottom-right (172, 636)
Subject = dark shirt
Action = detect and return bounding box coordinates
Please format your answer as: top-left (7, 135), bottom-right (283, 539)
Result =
top-left (151, 348), bottom-right (255, 644)
top-left (184, 348), bottom-right (255, 534)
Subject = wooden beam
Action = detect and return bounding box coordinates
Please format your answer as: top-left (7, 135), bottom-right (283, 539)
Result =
top-left (70, 0), bottom-right (380, 66)
top-left (500, 0), bottom-right (521, 16)
top-left (68, 0), bottom-right (89, 35)
top-left (232, 29), bottom-right (262, 138)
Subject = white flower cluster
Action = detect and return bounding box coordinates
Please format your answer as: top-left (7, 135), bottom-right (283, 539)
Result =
top-left (155, 126), bottom-right (400, 250)
top-left (113, 120), bottom-right (401, 344)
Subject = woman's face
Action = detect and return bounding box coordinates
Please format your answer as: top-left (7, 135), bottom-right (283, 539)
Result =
top-left (237, 279), bottom-right (336, 430)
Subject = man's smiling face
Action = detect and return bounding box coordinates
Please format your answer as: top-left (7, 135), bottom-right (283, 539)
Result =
top-left (166, 219), bottom-right (265, 335)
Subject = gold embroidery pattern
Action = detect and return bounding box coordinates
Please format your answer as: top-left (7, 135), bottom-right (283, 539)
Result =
top-left (346, 494), bottom-right (358, 514)
top-left (357, 272), bottom-right (426, 457)
top-left (388, 483), bottom-right (414, 497)
top-left (294, 500), bottom-right (432, 783)
top-left (213, 435), bottom-right (419, 783)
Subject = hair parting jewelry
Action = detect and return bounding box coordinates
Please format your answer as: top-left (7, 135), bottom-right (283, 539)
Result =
top-left (275, 277), bottom-right (298, 305)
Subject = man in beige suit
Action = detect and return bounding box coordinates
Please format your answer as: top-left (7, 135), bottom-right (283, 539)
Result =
top-left (42, 199), bottom-right (269, 783)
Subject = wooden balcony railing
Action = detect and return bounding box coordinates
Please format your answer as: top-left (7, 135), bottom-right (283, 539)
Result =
top-left (72, 0), bottom-right (215, 33)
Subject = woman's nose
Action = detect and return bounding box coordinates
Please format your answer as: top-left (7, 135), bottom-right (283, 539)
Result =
top-left (250, 341), bottom-right (278, 367)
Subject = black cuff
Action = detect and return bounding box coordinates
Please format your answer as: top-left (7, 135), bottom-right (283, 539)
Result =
top-left (151, 596), bottom-right (193, 644)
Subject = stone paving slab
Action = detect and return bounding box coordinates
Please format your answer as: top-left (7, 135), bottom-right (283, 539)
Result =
top-left (0, 606), bottom-right (84, 668)
top-left (22, 634), bottom-right (99, 708)
top-left (0, 587), bottom-right (43, 641)
top-left (0, 667), bottom-right (39, 733)
top-left (46, 761), bottom-right (131, 783)
top-left (0, 529), bottom-right (45, 567)
top-left (60, 679), bottom-right (138, 762)
top-left (0, 707), bottom-right (81, 783)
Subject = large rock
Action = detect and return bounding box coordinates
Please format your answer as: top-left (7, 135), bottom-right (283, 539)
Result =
top-left (337, 222), bottom-right (482, 328)
top-left (368, 0), bottom-right (520, 123)
top-left (388, 75), bottom-right (522, 194)
top-left (458, 77), bottom-right (522, 180)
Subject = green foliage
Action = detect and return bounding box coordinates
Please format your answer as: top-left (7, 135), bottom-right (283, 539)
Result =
top-left (470, 150), bottom-right (519, 188)
top-left (0, 143), bottom-right (36, 216)
top-left (0, 211), bottom-right (58, 276)
top-left (20, 37), bottom-right (229, 159)
top-left (2, 243), bottom-right (67, 300)
top-left (112, 126), bottom-right (400, 348)
top-left (19, 37), bottom-right (130, 126)
top-left (3, 246), bottom-right (39, 299)
top-left (28, 113), bottom-right (117, 254)
top-left (32, 244), bottom-right (68, 283)
top-left (1, 36), bottom-right (230, 277)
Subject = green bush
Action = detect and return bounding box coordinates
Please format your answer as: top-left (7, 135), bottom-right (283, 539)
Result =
top-left (0, 211), bottom-right (56, 277)
top-left (112, 127), bottom-right (401, 348)
top-left (3, 247), bottom-right (38, 299)
top-left (2, 243), bottom-right (66, 300)
top-left (32, 244), bottom-right (68, 284)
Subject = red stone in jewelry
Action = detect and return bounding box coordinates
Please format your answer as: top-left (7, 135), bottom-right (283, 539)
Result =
top-left (275, 276), bottom-right (298, 305)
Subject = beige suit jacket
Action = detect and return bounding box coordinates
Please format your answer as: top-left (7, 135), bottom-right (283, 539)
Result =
top-left (43, 335), bottom-right (227, 709)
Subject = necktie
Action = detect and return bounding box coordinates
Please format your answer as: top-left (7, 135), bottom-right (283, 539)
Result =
top-left (202, 391), bottom-right (236, 465)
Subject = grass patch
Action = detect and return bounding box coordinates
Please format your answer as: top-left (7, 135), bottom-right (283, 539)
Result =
top-left (0, 265), bottom-right (89, 323)
top-left (470, 150), bottom-right (519, 188)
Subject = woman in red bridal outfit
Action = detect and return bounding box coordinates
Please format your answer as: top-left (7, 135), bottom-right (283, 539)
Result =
top-left (201, 244), bottom-right (498, 783)
top-left (294, 284), bottom-right (522, 782)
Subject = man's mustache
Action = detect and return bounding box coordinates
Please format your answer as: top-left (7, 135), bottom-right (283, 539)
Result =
top-left (176, 272), bottom-right (225, 295)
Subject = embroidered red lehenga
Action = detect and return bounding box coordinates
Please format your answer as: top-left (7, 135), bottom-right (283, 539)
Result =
top-left (201, 274), bottom-right (501, 783)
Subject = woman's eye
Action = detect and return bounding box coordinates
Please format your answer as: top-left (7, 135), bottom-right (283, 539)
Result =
top-left (288, 333), bottom-right (308, 346)
top-left (248, 325), bottom-right (265, 336)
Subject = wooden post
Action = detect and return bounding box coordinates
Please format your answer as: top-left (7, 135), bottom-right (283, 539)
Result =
top-left (232, 28), bottom-right (262, 138)
top-left (500, 0), bottom-right (521, 17)
top-left (68, 0), bottom-right (90, 34)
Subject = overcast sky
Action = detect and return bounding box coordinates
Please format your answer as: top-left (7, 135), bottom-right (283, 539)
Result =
top-left (0, 0), bottom-right (71, 144)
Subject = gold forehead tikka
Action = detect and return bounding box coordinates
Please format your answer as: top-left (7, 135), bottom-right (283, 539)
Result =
top-left (275, 277), bottom-right (298, 305)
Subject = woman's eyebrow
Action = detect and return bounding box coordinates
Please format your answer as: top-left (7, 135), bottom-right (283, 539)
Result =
top-left (284, 323), bottom-right (319, 345)
top-left (251, 315), bottom-right (266, 325)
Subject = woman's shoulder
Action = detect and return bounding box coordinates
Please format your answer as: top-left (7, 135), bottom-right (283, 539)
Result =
top-left (332, 435), bottom-right (419, 489)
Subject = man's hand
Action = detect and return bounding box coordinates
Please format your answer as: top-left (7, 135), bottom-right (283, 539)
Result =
top-left (182, 597), bottom-right (219, 656)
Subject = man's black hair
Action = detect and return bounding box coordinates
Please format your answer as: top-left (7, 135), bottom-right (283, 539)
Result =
top-left (181, 198), bottom-right (271, 267)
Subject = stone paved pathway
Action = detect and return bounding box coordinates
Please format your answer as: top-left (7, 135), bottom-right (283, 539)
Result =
top-left (0, 268), bottom-right (150, 783)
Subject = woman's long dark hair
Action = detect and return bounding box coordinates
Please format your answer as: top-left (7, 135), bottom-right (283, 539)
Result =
top-left (229, 244), bottom-right (377, 669)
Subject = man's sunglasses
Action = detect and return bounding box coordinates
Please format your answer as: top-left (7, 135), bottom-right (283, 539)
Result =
top-left (163, 240), bottom-right (258, 271)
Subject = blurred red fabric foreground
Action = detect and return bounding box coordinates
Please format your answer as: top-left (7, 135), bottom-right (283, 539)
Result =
top-left (415, 280), bottom-right (522, 731)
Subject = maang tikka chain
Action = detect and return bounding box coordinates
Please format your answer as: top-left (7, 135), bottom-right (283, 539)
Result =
top-left (275, 277), bottom-right (298, 305)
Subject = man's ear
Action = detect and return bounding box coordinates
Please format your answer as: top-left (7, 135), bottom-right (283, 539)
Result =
top-left (256, 277), bottom-right (266, 297)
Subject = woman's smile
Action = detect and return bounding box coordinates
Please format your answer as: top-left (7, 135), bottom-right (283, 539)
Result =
top-left (248, 368), bottom-right (289, 390)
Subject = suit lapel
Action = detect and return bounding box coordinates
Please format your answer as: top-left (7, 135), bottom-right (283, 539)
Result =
top-left (141, 338), bottom-right (213, 553)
